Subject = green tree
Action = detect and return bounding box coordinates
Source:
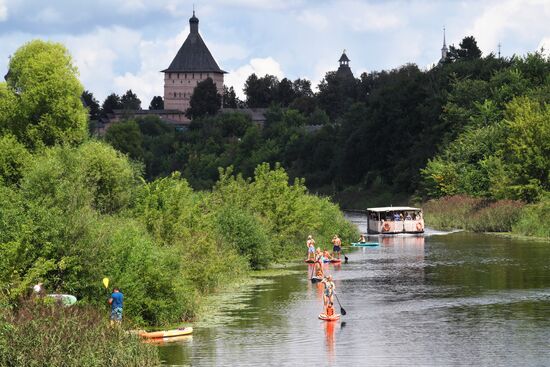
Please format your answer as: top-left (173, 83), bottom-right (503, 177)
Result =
top-left (81, 90), bottom-right (101, 121)
top-left (222, 85), bottom-right (239, 108)
top-left (101, 93), bottom-right (122, 116)
top-left (448, 36), bottom-right (482, 61)
top-left (186, 77), bottom-right (222, 119)
top-left (244, 74), bottom-right (279, 108)
top-left (0, 134), bottom-right (31, 186)
top-left (3, 40), bottom-right (88, 149)
top-left (121, 89), bottom-right (141, 110)
top-left (105, 120), bottom-right (144, 160)
top-left (149, 96), bottom-right (164, 110)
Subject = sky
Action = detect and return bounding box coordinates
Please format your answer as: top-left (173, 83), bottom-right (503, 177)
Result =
top-left (0, 0), bottom-right (549, 105)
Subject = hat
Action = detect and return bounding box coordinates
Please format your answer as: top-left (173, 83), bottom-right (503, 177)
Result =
top-left (308, 235), bottom-right (312, 239)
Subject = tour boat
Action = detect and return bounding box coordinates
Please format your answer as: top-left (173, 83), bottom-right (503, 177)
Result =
top-left (366, 207), bottom-right (424, 234)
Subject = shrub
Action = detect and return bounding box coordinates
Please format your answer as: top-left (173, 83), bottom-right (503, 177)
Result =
top-left (512, 196), bottom-right (550, 238)
top-left (0, 298), bottom-right (160, 367)
top-left (466, 200), bottom-right (524, 232)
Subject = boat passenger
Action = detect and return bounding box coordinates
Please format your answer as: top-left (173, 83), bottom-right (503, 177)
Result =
top-left (405, 213), bottom-right (412, 220)
top-left (393, 213), bottom-right (401, 221)
top-left (358, 234), bottom-right (367, 243)
top-left (306, 235), bottom-right (316, 261)
top-left (331, 235), bottom-right (342, 259)
top-left (321, 275), bottom-right (335, 307)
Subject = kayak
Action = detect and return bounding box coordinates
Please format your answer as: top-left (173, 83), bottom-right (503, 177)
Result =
top-left (139, 327), bottom-right (193, 339)
top-left (351, 242), bottom-right (379, 247)
top-left (144, 335), bottom-right (192, 345)
top-left (330, 259), bottom-right (342, 263)
top-left (319, 313), bottom-right (340, 321)
top-left (46, 294), bottom-right (77, 306)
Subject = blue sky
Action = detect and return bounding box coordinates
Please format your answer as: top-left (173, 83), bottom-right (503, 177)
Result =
top-left (0, 0), bottom-right (549, 104)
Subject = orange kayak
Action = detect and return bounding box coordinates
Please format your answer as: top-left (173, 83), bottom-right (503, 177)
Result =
top-left (138, 327), bottom-right (193, 339)
top-left (319, 313), bottom-right (340, 321)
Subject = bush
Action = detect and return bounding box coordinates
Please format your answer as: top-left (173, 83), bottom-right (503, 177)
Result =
top-left (512, 196), bottom-right (550, 238)
top-left (0, 298), bottom-right (159, 367)
top-left (424, 195), bottom-right (525, 232)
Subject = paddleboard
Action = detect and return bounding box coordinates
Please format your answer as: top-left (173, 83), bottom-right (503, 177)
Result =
top-left (46, 294), bottom-right (77, 306)
top-left (139, 327), bottom-right (193, 339)
top-left (311, 277), bottom-right (323, 283)
top-left (330, 259), bottom-right (342, 263)
top-left (351, 242), bottom-right (379, 247)
top-left (319, 313), bottom-right (340, 321)
top-left (304, 259), bottom-right (315, 263)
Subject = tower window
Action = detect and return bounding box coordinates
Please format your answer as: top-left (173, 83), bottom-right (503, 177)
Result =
top-left (192, 73), bottom-right (194, 79)
top-left (200, 73), bottom-right (202, 79)
top-left (185, 73), bottom-right (187, 79)
top-left (174, 92), bottom-right (176, 98)
top-left (177, 73), bottom-right (180, 79)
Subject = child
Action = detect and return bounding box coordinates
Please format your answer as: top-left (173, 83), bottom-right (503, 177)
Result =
top-left (325, 302), bottom-right (335, 316)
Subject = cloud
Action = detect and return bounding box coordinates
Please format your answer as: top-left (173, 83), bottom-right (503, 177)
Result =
top-left (538, 37), bottom-right (550, 55)
top-left (225, 57), bottom-right (284, 99)
top-left (339, 1), bottom-right (405, 32)
top-left (213, 0), bottom-right (303, 10)
top-left (297, 10), bottom-right (329, 31)
top-left (0, 0), bottom-right (7, 21)
top-left (467, 0), bottom-right (550, 54)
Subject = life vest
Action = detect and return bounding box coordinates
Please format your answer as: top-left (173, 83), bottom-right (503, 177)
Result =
top-left (326, 304), bottom-right (334, 316)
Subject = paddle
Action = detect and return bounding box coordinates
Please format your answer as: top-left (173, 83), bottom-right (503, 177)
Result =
top-left (341, 249), bottom-right (349, 264)
top-left (334, 293), bottom-right (347, 316)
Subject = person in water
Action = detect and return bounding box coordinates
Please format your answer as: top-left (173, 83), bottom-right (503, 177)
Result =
top-left (358, 234), bottom-right (367, 243)
top-left (109, 287), bottom-right (124, 326)
top-left (306, 235), bottom-right (316, 261)
top-left (331, 235), bottom-right (342, 259)
top-left (321, 275), bottom-right (335, 307)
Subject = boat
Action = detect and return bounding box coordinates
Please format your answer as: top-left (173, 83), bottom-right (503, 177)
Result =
top-left (319, 313), bottom-right (340, 321)
top-left (351, 242), bottom-right (379, 247)
top-left (138, 327), bottom-right (193, 339)
top-left (365, 207), bottom-right (424, 234)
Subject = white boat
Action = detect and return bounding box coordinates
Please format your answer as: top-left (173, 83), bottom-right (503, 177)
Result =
top-left (366, 207), bottom-right (424, 234)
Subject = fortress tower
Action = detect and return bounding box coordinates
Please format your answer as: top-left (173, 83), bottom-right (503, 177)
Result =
top-left (162, 11), bottom-right (226, 114)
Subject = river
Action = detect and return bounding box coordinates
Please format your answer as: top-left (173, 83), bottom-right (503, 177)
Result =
top-left (158, 213), bottom-right (550, 366)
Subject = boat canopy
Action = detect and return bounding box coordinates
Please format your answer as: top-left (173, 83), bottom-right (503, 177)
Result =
top-left (366, 207), bottom-right (421, 212)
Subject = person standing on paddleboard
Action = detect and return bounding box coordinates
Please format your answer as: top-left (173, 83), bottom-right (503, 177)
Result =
top-left (306, 235), bottom-right (316, 261)
top-left (321, 275), bottom-right (335, 308)
top-left (332, 235), bottom-right (342, 259)
top-left (109, 287), bottom-right (124, 326)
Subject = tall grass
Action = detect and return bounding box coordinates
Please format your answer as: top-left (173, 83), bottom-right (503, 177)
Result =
top-left (0, 298), bottom-right (160, 367)
top-left (512, 197), bottom-right (550, 238)
top-left (424, 195), bottom-right (524, 232)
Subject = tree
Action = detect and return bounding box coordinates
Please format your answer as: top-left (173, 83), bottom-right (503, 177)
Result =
top-left (101, 93), bottom-right (122, 116)
top-left (276, 78), bottom-right (296, 106)
top-left (105, 120), bottom-right (144, 160)
top-left (186, 78), bottom-right (222, 119)
top-left (120, 89), bottom-right (141, 110)
top-left (149, 96), bottom-right (164, 110)
top-left (243, 74), bottom-right (279, 108)
top-left (3, 40), bottom-right (88, 149)
top-left (222, 86), bottom-right (239, 108)
top-left (448, 36), bottom-right (482, 61)
top-left (81, 90), bottom-right (101, 121)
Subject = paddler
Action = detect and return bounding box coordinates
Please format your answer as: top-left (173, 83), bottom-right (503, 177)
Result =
top-left (306, 235), bottom-right (316, 261)
top-left (323, 249), bottom-right (333, 262)
top-left (314, 256), bottom-right (324, 279)
top-left (331, 235), bottom-right (342, 259)
top-left (358, 234), bottom-right (367, 243)
top-left (321, 275), bottom-right (335, 307)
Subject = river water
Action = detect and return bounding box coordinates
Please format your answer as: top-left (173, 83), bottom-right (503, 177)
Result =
top-left (158, 213), bottom-right (550, 366)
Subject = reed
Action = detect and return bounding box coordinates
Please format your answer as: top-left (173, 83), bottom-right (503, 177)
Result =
top-left (0, 297), bottom-right (160, 367)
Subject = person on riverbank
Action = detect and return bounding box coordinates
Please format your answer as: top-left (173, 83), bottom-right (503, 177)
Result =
top-left (109, 287), bottom-right (124, 326)
top-left (331, 235), bottom-right (342, 259)
top-left (306, 235), bottom-right (316, 261)
top-left (321, 275), bottom-right (335, 307)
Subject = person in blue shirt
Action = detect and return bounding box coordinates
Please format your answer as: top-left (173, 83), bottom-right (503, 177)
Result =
top-left (108, 287), bottom-right (124, 326)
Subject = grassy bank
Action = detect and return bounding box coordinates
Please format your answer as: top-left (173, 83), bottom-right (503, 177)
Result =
top-left (423, 195), bottom-right (550, 238)
top-left (0, 297), bottom-right (160, 367)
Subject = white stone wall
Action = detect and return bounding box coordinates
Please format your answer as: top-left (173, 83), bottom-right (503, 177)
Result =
top-left (164, 72), bottom-right (224, 113)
